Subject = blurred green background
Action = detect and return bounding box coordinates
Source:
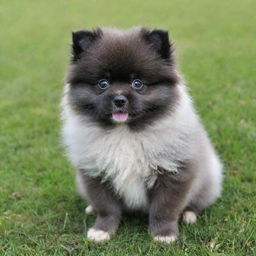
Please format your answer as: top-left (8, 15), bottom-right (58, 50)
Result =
top-left (0, 0), bottom-right (255, 255)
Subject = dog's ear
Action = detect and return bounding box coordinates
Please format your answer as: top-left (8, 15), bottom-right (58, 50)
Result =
top-left (143, 29), bottom-right (174, 61)
top-left (71, 29), bottom-right (101, 61)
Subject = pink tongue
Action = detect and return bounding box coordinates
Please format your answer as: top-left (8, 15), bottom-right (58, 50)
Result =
top-left (112, 112), bottom-right (129, 122)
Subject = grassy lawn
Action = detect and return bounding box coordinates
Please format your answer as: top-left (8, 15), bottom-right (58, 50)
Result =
top-left (0, 0), bottom-right (255, 255)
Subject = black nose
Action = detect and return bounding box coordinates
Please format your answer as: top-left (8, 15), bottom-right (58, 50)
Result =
top-left (113, 95), bottom-right (127, 107)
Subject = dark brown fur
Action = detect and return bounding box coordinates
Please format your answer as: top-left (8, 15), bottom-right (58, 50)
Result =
top-left (78, 170), bottom-right (122, 234)
top-left (148, 166), bottom-right (194, 238)
top-left (66, 27), bottom-right (180, 130)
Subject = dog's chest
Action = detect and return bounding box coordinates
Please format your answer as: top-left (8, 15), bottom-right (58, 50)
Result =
top-left (66, 123), bottom-right (182, 210)
top-left (76, 126), bottom-right (181, 210)
top-left (88, 129), bottom-right (158, 209)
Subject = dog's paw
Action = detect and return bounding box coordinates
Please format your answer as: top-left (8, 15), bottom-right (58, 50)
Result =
top-left (154, 234), bottom-right (177, 243)
top-left (87, 228), bottom-right (110, 242)
top-left (85, 205), bottom-right (95, 215)
top-left (182, 210), bottom-right (197, 224)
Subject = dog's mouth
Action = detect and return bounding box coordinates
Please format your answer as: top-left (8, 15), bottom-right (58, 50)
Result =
top-left (112, 112), bottom-right (129, 123)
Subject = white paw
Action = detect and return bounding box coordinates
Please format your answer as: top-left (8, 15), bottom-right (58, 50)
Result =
top-left (87, 228), bottom-right (110, 242)
top-left (154, 234), bottom-right (177, 243)
top-left (183, 211), bottom-right (197, 224)
top-left (85, 205), bottom-right (95, 215)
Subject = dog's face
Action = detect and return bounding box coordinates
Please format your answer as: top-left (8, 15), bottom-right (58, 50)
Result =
top-left (66, 27), bottom-right (180, 130)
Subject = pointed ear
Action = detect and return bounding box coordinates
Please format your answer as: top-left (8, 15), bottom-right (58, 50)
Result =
top-left (144, 29), bottom-right (173, 61)
top-left (71, 29), bottom-right (101, 61)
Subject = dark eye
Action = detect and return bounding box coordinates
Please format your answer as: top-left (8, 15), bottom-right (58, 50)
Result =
top-left (131, 79), bottom-right (144, 90)
top-left (98, 79), bottom-right (110, 90)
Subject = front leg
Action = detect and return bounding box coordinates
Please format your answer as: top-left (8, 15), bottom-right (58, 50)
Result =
top-left (149, 169), bottom-right (193, 243)
top-left (78, 170), bottom-right (122, 242)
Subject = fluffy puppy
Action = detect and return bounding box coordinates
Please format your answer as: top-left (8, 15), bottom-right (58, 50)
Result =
top-left (61, 27), bottom-right (223, 243)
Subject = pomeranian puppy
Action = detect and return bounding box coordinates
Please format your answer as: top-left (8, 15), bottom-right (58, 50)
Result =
top-left (61, 27), bottom-right (223, 243)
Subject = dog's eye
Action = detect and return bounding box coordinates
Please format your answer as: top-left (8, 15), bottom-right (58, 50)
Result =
top-left (131, 79), bottom-right (144, 90)
top-left (98, 79), bottom-right (110, 90)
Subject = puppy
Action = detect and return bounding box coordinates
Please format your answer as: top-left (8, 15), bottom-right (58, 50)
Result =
top-left (61, 27), bottom-right (223, 243)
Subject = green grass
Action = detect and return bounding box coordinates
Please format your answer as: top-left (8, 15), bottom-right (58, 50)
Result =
top-left (0, 0), bottom-right (255, 255)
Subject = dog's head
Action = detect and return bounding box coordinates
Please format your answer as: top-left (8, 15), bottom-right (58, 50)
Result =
top-left (66, 27), bottom-right (180, 130)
